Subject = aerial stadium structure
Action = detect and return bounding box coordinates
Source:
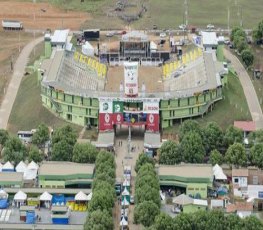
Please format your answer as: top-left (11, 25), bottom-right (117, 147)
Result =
top-left (40, 30), bottom-right (227, 132)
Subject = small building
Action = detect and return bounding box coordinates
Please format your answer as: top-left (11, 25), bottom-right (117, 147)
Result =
top-left (51, 206), bottom-right (70, 224)
top-left (201, 31), bottom-right (218, 51)
top-left (51, 29), bottom-right (70, 49)
top-left (226, 202), bottom-right (253, 218)
top-left (232, 169), bottom-right (248, 188)
top-left (234, 121), bottom-right (256, 141)
top-left (38, 161), bottom-right (94, 189)
top-left (0, 172), bottom-right (23, 188)
top-left (158, 164), bottom-right (213, 199)
top-left (2, 20), bottom-right (23, 30)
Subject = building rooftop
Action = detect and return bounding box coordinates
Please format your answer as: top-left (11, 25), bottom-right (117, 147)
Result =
top-left (234, 121), bottom-right (256, 132)
top-left (39, 161), bottom-right (95, 176)
top-left (226, 202), bottom-right (253, 213)
top-left (232, 169), bottom-right (249, 177)
top-left (158, 164), bottom-right (213, 180)
top-left (0, 172), bottom-right (23, 182)
top-left (201, 31), bottom-right (218, 46)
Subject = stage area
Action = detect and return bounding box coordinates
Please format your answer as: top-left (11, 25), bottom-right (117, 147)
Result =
top-left (105, 66), bottom-right (163, 93)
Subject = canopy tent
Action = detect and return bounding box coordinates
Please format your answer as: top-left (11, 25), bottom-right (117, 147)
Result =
top-left (121, 197), bottom-right (130, 206)
top-left (14, 190), bottom-right (27, 201)
top-left (0, 163), bottom-right (2, 172)
top-left (217, 186), bottom-right (228, 196)
top-left (26, 211), bottom-right (36, 224)
top-left (82, 41), bottom-right (94, 57)
top-left (23, 168), bottom-right (38, 180)
top-left (27, 161), bottom-right (39, 170)
top-left (16, 161), bottom-right (27, 173)
top-left (213, 164), bottom-right (221, 173)
top-left (75, 191), bottom-right (89, 201)
top-left (122, 187), bottom-right (130, 196)
top-left (52, 194), bottom-right (65, 205)
top-left (123, 179), bottom-right (130, 187)
top-left (119, 216), bottom-right (128, 226)
top-left (213, 164), bottom-right (227, 180)
top-left (40, 191), bottom-right (52, 201)
top-left (0, 190), bottom-right (8, 199)
top-left (172, 194), bottom-right (193, 206)
top-left (2, 161), bottom-right (14, 172)
top-left (87, 192), bottom-right (92, 201)
top-left (0, 199), bottom-right (8, 209)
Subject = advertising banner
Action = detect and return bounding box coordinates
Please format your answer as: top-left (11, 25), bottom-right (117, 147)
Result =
top-left (99, 113), bottom-right (113, 131)
top-left (99, 100), bottom-right (113, 114)
top-left (112, 113), bottom-right (123, 125)
top-left (146, 113), bottom-right (159, 132)
top-left (124, 62), bottom-right (138, 97)
top-left (113, 101), bottom-right (124, 113)
top-left (143, 101), bottom-right (159, 114)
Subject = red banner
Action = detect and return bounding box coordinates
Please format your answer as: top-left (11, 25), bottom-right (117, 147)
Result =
top-left (99, 113), bottom-right (113, 131)
top-left (146, 114), bottom-right (159, 132)
top-left (112, 113), bottom-right (123, 125)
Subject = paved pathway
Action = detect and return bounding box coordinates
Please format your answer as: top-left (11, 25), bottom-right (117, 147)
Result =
top-left (0, 37), bottom-right (43, 130)
top-left (114, 128), bottom-right (143, 230)
top-left (223, 48), bottom-right (263, 130)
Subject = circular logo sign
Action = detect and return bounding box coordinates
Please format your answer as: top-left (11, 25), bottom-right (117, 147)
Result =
top-left (117, 114), bottom-right (121, 122)
top-left (103, 102), bottom-right (109, 112)
top-left (104, 113), bottom-right (110, 123)
top-left (149, 114), bottom-right (154, 124)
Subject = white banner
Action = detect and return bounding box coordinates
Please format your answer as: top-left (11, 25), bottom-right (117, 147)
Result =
top-left (124, 62), bottom-right (138, 96)
top-left (99, 99), bottom-right (113, 113)
top-left (143, 101), bottom-right (159, 114)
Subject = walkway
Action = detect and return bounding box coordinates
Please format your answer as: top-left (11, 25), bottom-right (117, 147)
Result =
top-left (0, 37), bottom-right (43, 130)
top-left (114, 128), bottom-right (143, 230)
top-left (223, 48), bottom-right (263, 130)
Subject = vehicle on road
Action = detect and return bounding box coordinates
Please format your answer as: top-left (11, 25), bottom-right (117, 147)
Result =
top-left (130, 195), bottom-right (134, 204)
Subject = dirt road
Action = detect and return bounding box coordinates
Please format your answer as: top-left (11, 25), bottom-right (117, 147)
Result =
top-left (0, 36), bottom-right (43, 129)
top-left (223, 48), bottom-right (263, 129)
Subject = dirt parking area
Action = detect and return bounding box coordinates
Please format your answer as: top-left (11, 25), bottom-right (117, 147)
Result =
top-left (0, 1), bottom-right (89, 30)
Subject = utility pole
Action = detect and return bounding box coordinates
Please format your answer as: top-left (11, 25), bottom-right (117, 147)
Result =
top-left (184, 0), bottom-right (188, 27)
top-left (227, 7), bottom-right (230, 33)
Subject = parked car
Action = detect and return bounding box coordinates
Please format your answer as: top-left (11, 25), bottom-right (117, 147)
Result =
top-left (153, 24), bottom-right (158, 30)
top-left (160, 32), bottom-right (166, 38)
top-left (106, 32), bottom-right (114, 37)
top-left (130, 195), bottom-right (134, 204)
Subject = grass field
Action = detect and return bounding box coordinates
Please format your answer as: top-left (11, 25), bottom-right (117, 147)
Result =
top-left (163, 72), bottom-right (252, 137)
top-left (44, 0), bottom-right (263, 29)
top-left (8, 72), bottom-right (82, 135)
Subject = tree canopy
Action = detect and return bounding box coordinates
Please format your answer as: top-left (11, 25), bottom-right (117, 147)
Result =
top-left (158, 140), bottom-right (181, 165)
top-left (51, 140), bottom-right (73, 161)
top-left (250, 143), bottom-right (263, 169)
top-left (241, 49), bottom-right (254, 67)
top-left (52, 125), bottom-right (77, 146)
top-left (72, 143), bottom-right (98, 163)
top-left (84, 209), bottom-right (113, 230)
top-left (179, 119), bottom-right (201, 141)
top-left (32, 123), bottom-right (49, 147)
top-left (225, 143), bottom-right (247, 167)
top-left (0, 129), bottom-right (9, 146)
top-left (209, 149), bottom-right (224, 165)
top-left (224, 125), bottom-right (243, 147)
top-left (135, 153), bottom-right (155, 173)
top-left (28, 145), bottom-right (44, 163)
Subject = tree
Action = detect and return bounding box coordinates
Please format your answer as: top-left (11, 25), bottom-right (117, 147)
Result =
top-left (252, 29), bottom-right (262, 43)
top-left (134, 201), bottom-right (160, 227)
top-left (28, 145), bottom-right (44, 163)
top-left (135, 153), bottom-right (155, 173)
top-left (135, 174), bottom-right (160, 192)
top-left (92, 181), bottom-right (115, 206)
top-left (32, 123), bottom-right (49, 147)
top-left (242, 215), bottom-right (263, 230)
top-left (72, 143), bottom-right (98, 163)
top-left (52, 125), bottom-right (77, 146)
top-left (2, 137), bottom-right (27, 165)
top-left (93, 173), bottom-right (115, 187)
top-left (230, 27), bottom-right (245, 41)
top-left (250, 143), bottom-right (263, 168)
top-left (159, 140), bottom-right (181, 164)
top-left (180, 132), bottom-right (205, 163)
top-left (225, 143), bottom-right (247, 167)
top-left (202, 122), bottom-right (223, 153)
top-left (153, 213), bottom-right (174, 230)
top-left (84, 209), bottom-right (113, 230)
top-left (173, 213), bottom-right (192, 230)
top-left (241, 49), bottom-right (254, 67)
top-left (179, 119), bottom-right (201, 141)
top-left (0, 129), bottom-right (9, 146)
top-left (51, 140), bottom-right (73, 161)
top-left (224, 125), bottom-right (243, 147)
top-left (248, 129), bottom-right (263, 144)
top-left (235, 37), bottom-right (248, 53)
top-left (224, 214), bottom-right (243, 230)
top-left (135, 184), bottom-right (160, 207)
top-left (95, 150), bottom-right (115, 167)
top-left (209, 149), bottom-right (224, 165)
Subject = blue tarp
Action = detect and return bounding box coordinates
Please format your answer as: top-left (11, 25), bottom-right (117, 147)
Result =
top-left (65, 196), bottom-right (74, 203)
top-left (26, 211), bottom-right (35, 224)
top-left (217, 187), bottom-right (228, 196)
top-left (52, 218), bottom-right (69, 224)
top-left (2, 169), bottom-right (15, 172)
top-left (0, 199), bottom-right (8, 209)
top-left (52, 194), bottom-right (65, 205)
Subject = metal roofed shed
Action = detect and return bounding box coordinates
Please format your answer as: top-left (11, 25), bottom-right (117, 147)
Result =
top-left (93, 131), bottom-right (115, 148)
top-left (2, 20), bottom-right (23, 30)
top-left (234, 121), bottom-right (256, 132)
top-left (144, 132), bottom-right (161, 148)
top-left (51, 29), bottom-right (69, 48)
top-left (0, 172), bottom-right (23, 187)
top-left (201, 31), bottom-right (218, 51)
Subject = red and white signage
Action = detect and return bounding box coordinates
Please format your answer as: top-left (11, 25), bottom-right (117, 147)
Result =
top-left (112, 113), bottom-right (123, 125)
top-left (124, 62), bottom-right (138, 97)
top-left (143, 101), bottom-right (159, 114)
top-left (99, 113), bottom-right (113, 131)
top-left (146, 114), bottom-right (159, 132)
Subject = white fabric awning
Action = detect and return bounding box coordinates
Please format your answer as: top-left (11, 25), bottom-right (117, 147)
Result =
top-left (0, 190), bottom-right (8, 199)
top-left (3, 161), bottom-right (14, 170)
top-left (122, 187), bottom-right (130, 196)
top-left (14, 190), bottom-right (27, 201)
top-left (27, 161), bottom-right (39, 170)
top-left (16, 161), bottom-right (27, 173)
top-left (172, 194), bottom-right (193, 205)
top-left (121, 197), bottom-right (130, 206)
top-left (213, 164), bottom-right (227, 180)
top-left (75, 191), bottom-right (89, 201)
top-left (123, 179), bottom-right (130, 187)
top-left (40, 191), bottom-right (52, 201)
top-left (23, 169), bottom-right (37, 180)
top-left (119, 217), bottom-right (128, 226)
top-left (87, 192), bottom-right (92, 201)
top-left (0, 163), bottom-right (2, 172)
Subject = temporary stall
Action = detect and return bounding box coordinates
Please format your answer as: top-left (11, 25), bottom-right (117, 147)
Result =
top-left (0, 190), bottom-right (8, 209)
top-left (27, 197), bottom-right (40, 207)
top-left (14, 190), bottom-right (27, 208)
top-left (213, 164), bottom-right (227, 181)
top-left (150, 41), bottom-right (157, 53)
top-left (173, 194), bottom-right (193, 206)
top-left (0, 190), bottom-right (8, 199)
top-left (82, 41), bottom-right (94, 57)
top-left (0, 163), bottom-right (2, 172)
top-left (119, 216), bottom-right (128, 229)
top-left (75, 191), bottom-right (88, 201)
top-left (217, 186), bottom-right (228, 196)
top-left (52, 194), bottom-right (65, 206)
top-left (23, 168), bottom-right (38, 180)
top-left (40, 191), bottom-right (52, 208)
top-left (74, 191), bottom-right (88, 211)
top-left (87, 192), bottom-right (92, 201)
top-left (27, 161), bottom-right (39, 170)
top-left (51, 206), bottom-right (70, 224)
top-left (123, 179), bottom-right (130, 191)
top-left (122, 187), bottom-right (130, 202)
top-left (26, 211), bottom-right (36, 224)
top-left (19, 206), bottom-right (35, 222)
top-left (2, 161), bottom-right (14, 172)
top-left (16, 161), bottom-right (27, 173)
top-left (121, 196), bottom-right (130, 207)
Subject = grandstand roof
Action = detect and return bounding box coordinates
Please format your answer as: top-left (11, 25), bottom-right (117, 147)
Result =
top-left (51, 29), bottom-right (69, 45)
top-left (122, 31), bottom-right (148, 42)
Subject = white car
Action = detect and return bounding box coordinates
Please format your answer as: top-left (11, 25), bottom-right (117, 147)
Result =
top-left (130, 195), bottom-right (134, 204)
top-left (160, 32), bottom-right (166, 38)
top-left (179, 24), bottom-right (186, 30)
top-left (207, 24), bottom-right (215, 29)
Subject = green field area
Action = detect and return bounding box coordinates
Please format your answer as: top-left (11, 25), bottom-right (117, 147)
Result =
top-left (45, 0), bottom-right (263, 29)
top-left (164, 71), bottom-right (252, 136)
top-left (8, 72), bottom-right (82, 135)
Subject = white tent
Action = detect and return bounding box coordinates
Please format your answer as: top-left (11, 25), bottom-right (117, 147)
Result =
top-left (75, 191), bottom-right (89, 201)
top-left (121, 197), bottom-right (130, 206)
top-left (16, 161), bottom-right (27, 173)
top-left (123, 179), bottom-right (130, 187)
top-left (14, 190), bottom-right (27, 201)
top-left (27, 161), bottom-right (39, 170)
top-left (82, 41), bottom-right (94, 57)
top-left (2, 161), bottom-right (14, 171)
top-left (213, 164), bottom-right (227, 180)
top-left (150, 41), bottom-right (157, 52)
top-left (119, 217), bottom-right (128, 226)
top-left (40, 191), bottom-right (52, 201)
top-left (172, 194), bottom-right (193, 206)
top-left (23, 168), bottom-right (38, 180)
top-left (213, 164), bottom-right (221, 173)
top-left (0, 163), bottom-right (2, 172)
top-left (87, 192), bottom-right (92, 201)
top-left (122, 187), bottom-right (130, 196)
top-left (0, 190), bottom-right (8, 199)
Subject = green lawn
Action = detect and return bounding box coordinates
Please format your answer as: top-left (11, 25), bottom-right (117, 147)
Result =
top-left (163, 72), bottom-right (252, 136)
top-left (8, 72), bottom-right (82, 135)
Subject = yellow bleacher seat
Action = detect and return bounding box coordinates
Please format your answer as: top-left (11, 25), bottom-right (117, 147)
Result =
top-left (186, 53), bottom-right (190, 63)
top-left (182, 55), bottom-right (186, 64)
top-left (169, 63), bottom-right (174, 72)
